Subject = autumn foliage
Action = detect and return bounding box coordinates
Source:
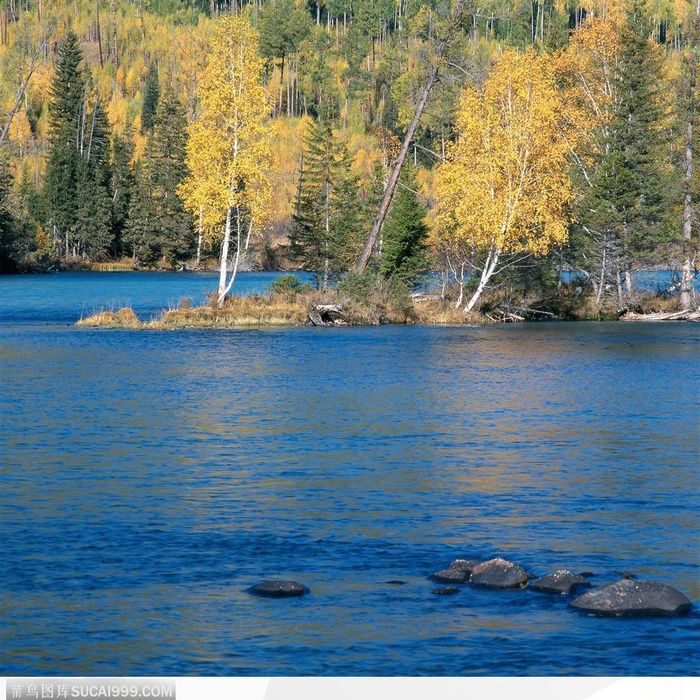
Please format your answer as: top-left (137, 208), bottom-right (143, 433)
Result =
top-left (433, 49), bottom-right (574, 311)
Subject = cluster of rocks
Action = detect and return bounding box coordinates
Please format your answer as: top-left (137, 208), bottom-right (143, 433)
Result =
top-left (246, 556), bottom-right (694, 618)
top-left (428, 557), bottom-right (693, 617)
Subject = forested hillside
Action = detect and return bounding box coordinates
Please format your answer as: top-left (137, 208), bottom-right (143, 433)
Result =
top-left (0, 0), bottom-right (697, 313)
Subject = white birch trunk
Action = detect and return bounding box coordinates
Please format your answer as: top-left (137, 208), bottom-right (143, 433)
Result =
top-left (217, 207), bottom-right (232, 307)
top-left (196, 206), bottom-right (203, 268)
top-left (465, 247), bottom-right (500, 312)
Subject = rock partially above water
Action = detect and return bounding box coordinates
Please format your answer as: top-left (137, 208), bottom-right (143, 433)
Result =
top-left (469, 558), bottom-right (528, 589)
top-left (530, 570), bottom-right (592, 595)
top-left (448, 559), bottom-right (480, 573)
top-left (247, 580), bottom-right (310, 598)
top-left (570, 579), bottom-right (693, 617)
top-left (430, 558), bottom-right (479, 584)
top-left (430, 568), bottom-right (469, 584)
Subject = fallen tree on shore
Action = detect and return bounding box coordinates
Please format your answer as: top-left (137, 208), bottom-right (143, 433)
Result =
top-left (620, 309), bottom-right (700, 322)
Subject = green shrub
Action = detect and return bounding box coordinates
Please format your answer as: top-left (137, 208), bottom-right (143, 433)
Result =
top-left (267, 274), bottom-right (312, 298)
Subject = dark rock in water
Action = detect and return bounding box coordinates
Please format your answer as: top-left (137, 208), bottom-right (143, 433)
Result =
top-left (570, 579), bottom-right (693, 617)
top-left (620, 571), bottom-right (638, 580)
top-left (448, 559), bottom-right (479, 574)
top-left (385, 580), bottom-right (407, 585)
top-left (430, 568), bottom-right (469, 584)
top-left (430, 558), bottom-right (479, 583)
top-left (578, 572), bottom-right (595, 578)
top-left (247, 580), bottom-right (310, 598)
top-left (432, 587), bottom-right (460, 595)
top-left (469, 558), bottom-right (528, 589)
top-left (530, 570), bottom-right (592, 595)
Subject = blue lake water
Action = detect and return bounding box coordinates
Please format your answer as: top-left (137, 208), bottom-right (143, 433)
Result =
top-left (1, 272), bottom-right (699, 676)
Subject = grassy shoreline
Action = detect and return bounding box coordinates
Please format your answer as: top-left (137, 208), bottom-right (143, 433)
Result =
top-left (75, 291), bottom-right (489, 329)
top-left (75, 287), bottom-right (697, 329)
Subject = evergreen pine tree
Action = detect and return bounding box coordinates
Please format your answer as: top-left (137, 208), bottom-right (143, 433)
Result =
top-left (0, 155), bottom-right (44, 272)
top-left (111, 125), bottom-right (135, 257)
top-left (124, 88), bottom-right (190, 266)
top-left (291, 111), bottom-right (377, 287)
top-left (579, 0), bottom-right (673, 302)
top-left (380, 167), bottom-right (429, 285)
top-left (141, 63), bottom-right (160, 134)
top-left (43, 29), bottom-right (85, 258)
top-left (328, 147), bottom-right (365, 273)
top-left (290, 114), bottom-right (337, 288)
top-left (77, 95), bottom-right (113, 258)
top-left (124, 157), bottom-right (159, 265)
top-left (0, 154), bottom-right (18, 272)
top-left (150, 87), bottom-right (190, 262)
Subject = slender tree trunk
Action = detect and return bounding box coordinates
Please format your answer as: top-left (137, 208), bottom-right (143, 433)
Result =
top-left (596, 236), bottom-right (606, 309)
top-left (111, 0), bottom-right (119, 66)
top-left (323, 173), bottom-right (330, 290)
top-left (0, 44), bottom-right (42, 146)
top-left (557, 246), bottom-right (564, 295)
top-left (95, 0), bottom-right (104, 68)
top-left (616, 267), bottom-right (624, 307)
top-left (355, 50), bottom-right (445, 272)
top-left (465, 246), bottom-right (500, 312)
top-left (218, 207), bottom-right (232, 307)
top-left (681, 3), bottom-right (699, 310)
top-left (196, 205), bottom-right (203, 267)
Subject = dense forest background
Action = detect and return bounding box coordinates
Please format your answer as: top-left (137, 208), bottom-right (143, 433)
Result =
top-left (0, 0), bottom-right (697, 313)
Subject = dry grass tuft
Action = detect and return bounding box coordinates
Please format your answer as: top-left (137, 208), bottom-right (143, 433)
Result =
top-left (157, 293), bottom-right (312, 327)
top-left (76, 307), bottom-right (142, 328)
top-left (412, 298), bottom-right (486, 325)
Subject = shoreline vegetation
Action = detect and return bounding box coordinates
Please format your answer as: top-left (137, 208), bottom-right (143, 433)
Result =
top-left (75, 275), bottom-right (700, 329)
top-left (3, 5), bottom-right (698, 321)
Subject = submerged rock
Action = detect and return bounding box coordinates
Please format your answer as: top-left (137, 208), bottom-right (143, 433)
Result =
top-left (432, 586), bottom-right (461, 595)
top-left (570, 579), bottom-right (693, 617)
top-left (247, 580), bottom-right (310, 598)
top-left (469, 558), bottom-right (528, 589)
top-left (530, 570), bottom-right (592, 595)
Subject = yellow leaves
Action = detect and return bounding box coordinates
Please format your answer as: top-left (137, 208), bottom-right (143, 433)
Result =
top-left (9, 109), bottom-right (32, 154)
top-left (179, 13), bottom-right (273, 240)
top-left (434, 49), bottom-right (573, 258)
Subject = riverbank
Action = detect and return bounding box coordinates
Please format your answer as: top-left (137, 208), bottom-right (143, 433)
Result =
top-left (76, 290), bottom-right (487, 328)
top-left (75, 288), bottom-right (700, 329)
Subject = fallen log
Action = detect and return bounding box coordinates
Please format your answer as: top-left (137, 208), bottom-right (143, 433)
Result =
top-left (620, 309), bottom-right (700, 322)
top-left (308, 304), bottom-right (347, 326)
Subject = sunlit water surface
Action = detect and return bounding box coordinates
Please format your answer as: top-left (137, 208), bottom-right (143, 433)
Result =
top-left (1, 272), bottom-right (699, 676)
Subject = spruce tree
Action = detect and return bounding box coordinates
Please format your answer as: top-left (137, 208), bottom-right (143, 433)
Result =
top-left (77, 95), bottom-right (113, 258)
top-left (150, 87), bottom-right (190, 263)
top-left (43, 29), bottom-right (85, 258)
top-left (290, 114), bottom-right (337, 288)
top-left (141, 63), bottom-right (160, 134)
top-left (579, 0), bottom-right (673, 301)
top-left (124, 157), bottom-right (160, 265)
top-left (380, 167), bottom-right (428, 285)
top-left (328, 147), bottom-right (365, 273)
top-left (111, 125), bottom-right (135, 257)
top-left (125, 88), bottom-right (190, 266)
top-left (0, 154), bottom-right (18, 272)
top-left (291, 111), bottom-right (378, 287)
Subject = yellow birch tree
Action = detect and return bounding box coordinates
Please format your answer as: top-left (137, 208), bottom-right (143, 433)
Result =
top-left (178, 13), bottom-right (272, 307)
top-left (433, 49), bottom-right (574, 312)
